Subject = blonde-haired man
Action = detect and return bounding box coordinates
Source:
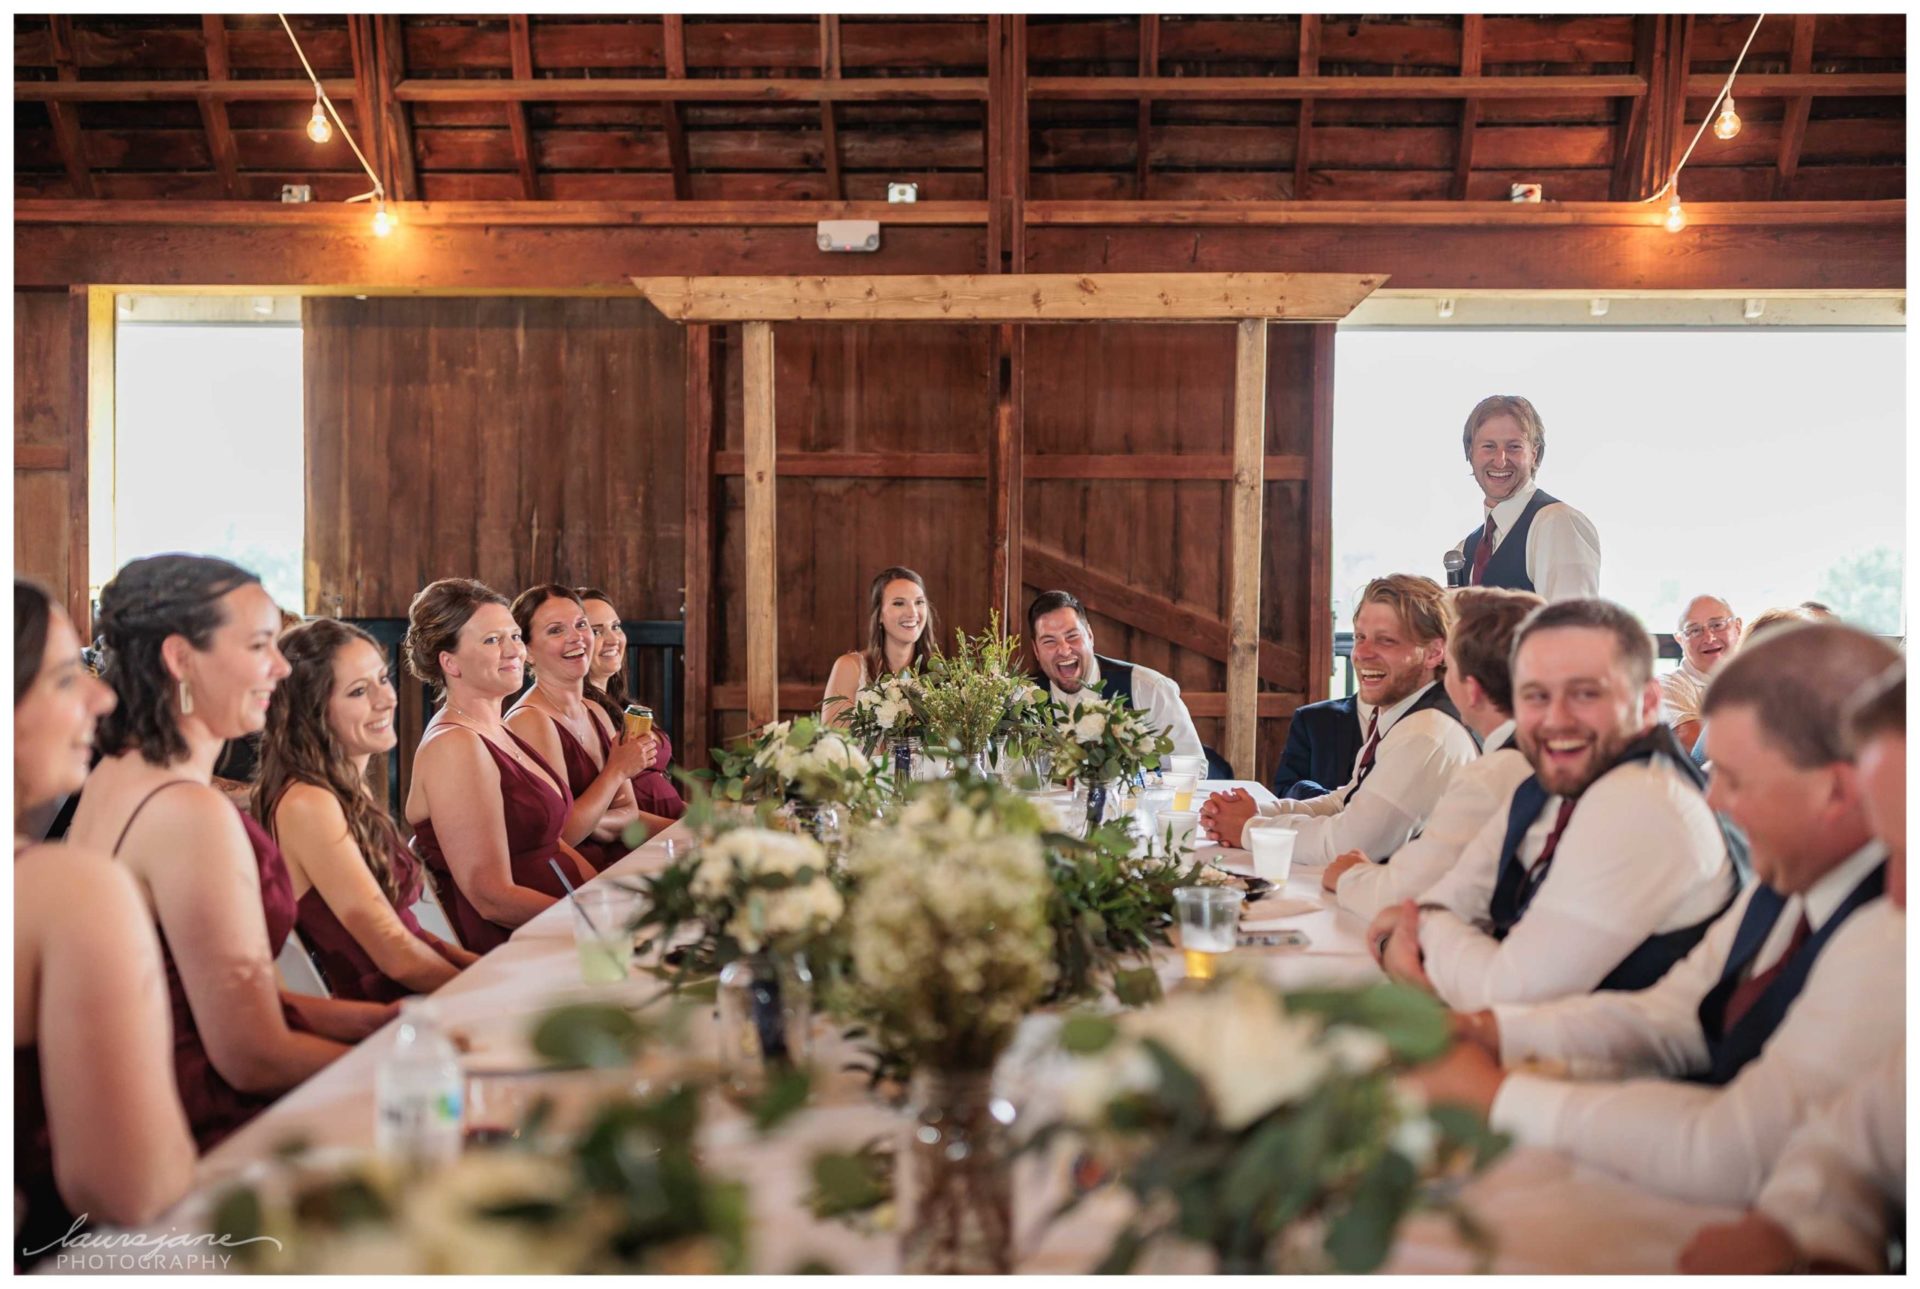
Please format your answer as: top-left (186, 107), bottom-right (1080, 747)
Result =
top-left (1203, 574), bottom-right (1479, 867)
top-left (1451, 395), bottom-right (1601, 601)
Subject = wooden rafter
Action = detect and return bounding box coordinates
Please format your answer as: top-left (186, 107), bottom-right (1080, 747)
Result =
top-left (44, 17), bottom-right (94, 198)
top-left (1136, 14), bottom-right (1159, 199)
top-left (373, 15), bottom-right (419, 201)
top-left (1694, 71), bottom-right (1899, 97)
top-left (1661, 18), bottom-right (1696, 183)
top-left (819, 16), bottom-right (844, 201)
top-left (18, 78), bottom-right (358, 103)
top-left (660, 17), bottom-right (692, 201)
top-left (1032, 74), bottom-right (1647, 101)
top-left (1775, 16), bottom-right (1818, 198)
top-left (346, 17), bottom-right (384, 173)
top-left (506, 16), bottom-right (539, 200)
top-left (389, 77), bottom-right (989, 103)
top-left (1610, 14), bottom-right (1662, 200)
top-left (197, 15), bottom-right (241, 198)
top-left (1452, 15), bottom-right (1483, 201)
top-left (1293, 15), bottom-right (1319, 200)
top-left (631, 272), bottom-right (1383, 323)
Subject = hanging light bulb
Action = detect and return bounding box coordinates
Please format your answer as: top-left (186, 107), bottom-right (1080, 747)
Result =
top-left (1713, 95), bottom-right (1742, 141)
top-left (371, 198), bottom-right (394, 237)
top-left (306, 91), bottom-right (333, 144)
top-left (1664, 188), bottom-right (1687, 234)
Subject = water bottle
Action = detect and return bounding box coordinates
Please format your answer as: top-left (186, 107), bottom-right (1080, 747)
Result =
top-left (374, 999), bottom-right (464, 1168)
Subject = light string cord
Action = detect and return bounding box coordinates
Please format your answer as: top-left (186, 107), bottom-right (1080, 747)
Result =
top-left (1644, 14), bottom-right (1766, 203)
top-left (277, 13), bottom-right (384, 204)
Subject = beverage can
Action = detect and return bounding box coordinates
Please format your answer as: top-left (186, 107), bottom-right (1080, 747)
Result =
top-left (623, 703), bottom-right (654, 740)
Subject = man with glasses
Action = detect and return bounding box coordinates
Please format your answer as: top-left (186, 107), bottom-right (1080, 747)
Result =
top-left (1664, 595), bottom-right (1744, 752)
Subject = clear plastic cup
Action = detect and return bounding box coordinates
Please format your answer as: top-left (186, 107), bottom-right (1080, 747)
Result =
top-left (1247, 827), bottom-right (1298, 885)
top-left (1168, 754), bottom-right (1207, 781)
top-left (1165, 772), bottom-right (1198, 812)
top-left (1174, 885), bottom-right (1244, 979)
top-left (569, 886), bottom-right (640, 984)
top-left (1159, 808), bottom-right (1200, 856)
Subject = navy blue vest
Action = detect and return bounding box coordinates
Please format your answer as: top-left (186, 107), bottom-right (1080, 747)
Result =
top-left (1461, 488), bottom-right (1563, 593)
top-left (1692, 858), bottom-right (1887, 1087)
top-left (1090, 654), bottom-right (1135, 708)
top-left (1348, 682), bottom-right (1474, 803)
top-left (1487, 724), bottom-right (1736, 993)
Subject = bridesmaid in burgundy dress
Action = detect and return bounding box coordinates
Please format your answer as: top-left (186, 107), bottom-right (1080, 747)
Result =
top-left (256, 620), bottom-right (477, 1003)
top-left (402, 579), bottom-right (594, 953)
top-left (506, 586), bottom-right (667, 870)
top-left (579, 587), bottom-right (686, 820)
top-left (67, 556), bottom-right (391, 1153)
top-left (14, 579), bottom-right (194, 1269)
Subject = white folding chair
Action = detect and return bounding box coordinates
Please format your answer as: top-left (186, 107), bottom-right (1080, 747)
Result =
top-left (410, 879), bottom-right (458, 945)
top-left (275, 930), bottom-right (332, 998)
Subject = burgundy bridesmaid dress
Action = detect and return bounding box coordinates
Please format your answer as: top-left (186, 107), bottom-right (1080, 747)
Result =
top-left (411, 730), bottom-right (572, 955)
top-left (14, 1044), bottom-right (67, 1270)
top-left (549, 719), bottom-right (629, 872)
top-left (590, 719), bottom-right (686, 822)
top-left (294, 833), bottom-right (452, 1003)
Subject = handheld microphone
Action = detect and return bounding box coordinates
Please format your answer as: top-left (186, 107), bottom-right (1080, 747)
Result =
top-left (1443, 550), bottom-right (1467, 588)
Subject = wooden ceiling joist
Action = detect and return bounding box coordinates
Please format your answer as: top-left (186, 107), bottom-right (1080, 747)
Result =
top-left (1029, 74), bottom-right (1650, 101)
top-left (659, 17), bottom-right (692, 201)
top-left (504, 16), bottom-right (538, 200)
top-left (196, 16), bottom-right (241, 199)
top-left (631, 272), bottom-right (1383, 324)
top-left (43, 17), bottom-right (94, 199)
top-left (390, 77), bottom-right (990, 104)
top-left (17, 78), bottom-right (358, 102)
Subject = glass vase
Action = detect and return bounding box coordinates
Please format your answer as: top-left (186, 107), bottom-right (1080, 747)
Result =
top-left (1074, 778), bottom-right (1118, 836)
top-left (784, 800), bottom-right (843, 852)
top-left (899, 1070), bottom-right (1017, 1275)
top-left (715, 952), bottom-right (814, 1104)
top-left (891, 737), bottom-right (920, 782)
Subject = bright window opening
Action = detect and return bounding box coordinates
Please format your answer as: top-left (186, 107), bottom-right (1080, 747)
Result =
top-left (110, 301), bottom-right (306, 613)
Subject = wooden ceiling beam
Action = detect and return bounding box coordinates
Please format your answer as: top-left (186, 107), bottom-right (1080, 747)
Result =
top-left (16, 198), bottom-right (989, 227)
top-left (44, 17), bottom-right (94, 198)
top-left (391, 76), bottom-right (989, 103)
top-left (18, 78), bottom-right (358, 103)
top-left (1293, 16), bottom-right (1319, 200)
top-left (1136, 15), bottom-right (1159, 199)
top-left (819, 16), bottom-right (844, 201)
top-left (1686, 71), bottom-right (1902, 98)
top-left (196, 16), bottom-right (241, 199)
top-left (1451, 15), bottom-right (1483, 202)
top-left (1774, 16), bottom-right (1818, 198)
top-left (1031, 74), bottom-right (1647, 101)
top-left (631, 271), bottom-right (1383, 323)
top-left (660, 18), bottom-right (692, 200)
top-left (1027, 199), bottom-right (1904, 228)
top-left (345, 17), bottom-right (384, 181)
top-left (1610, 14), bottom-right (1663, 201)
top-left (1661, 18), bottom-right (1695, 185)
top-left (505, 17), bottom-right (539, 200)
top-left (373, 16), bottom-right (419, 201)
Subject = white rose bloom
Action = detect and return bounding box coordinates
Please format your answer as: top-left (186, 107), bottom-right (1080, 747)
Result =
top-left (1074, 711), bottom-right (1108, 741)
top-left (1322, 1025), bottom-right (1390, 1075)
top-left (876, 699), bottom-right (904, 731)
top-left (1124, 976), bottom-right (1329, 1130)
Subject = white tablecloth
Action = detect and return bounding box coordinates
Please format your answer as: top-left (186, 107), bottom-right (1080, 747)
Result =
top-left (147, 781), bottom-right (1737, 1273)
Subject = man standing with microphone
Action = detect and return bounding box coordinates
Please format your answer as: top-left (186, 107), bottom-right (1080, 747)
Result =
top-left (1447, 395), bottom-right (1601, 601)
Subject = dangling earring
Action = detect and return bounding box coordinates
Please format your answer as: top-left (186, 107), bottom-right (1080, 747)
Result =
top-left (178, 680), bottom-right (194, 716)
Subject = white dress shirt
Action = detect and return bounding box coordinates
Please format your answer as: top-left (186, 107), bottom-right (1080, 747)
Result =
top-left (1658, 658), bottom-right (1713, 728)
top-left (1757, 1044), bottom-right (1904, 1272)
top-left (1449, 481), bottom-right (1602, 601)
top-left (1049, 655), bottom-right (1206, 763)
top-left (1486, 842), bottom-right (1899, 1205)
top-left (1245, 682), bottom-right (1480, 868)
top-left (1332, 721), bottom-right (1531, 923)
top-left (1416, 752), bottom-right (1736, 1010)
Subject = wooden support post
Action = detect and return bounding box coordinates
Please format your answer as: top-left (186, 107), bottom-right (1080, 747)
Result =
top-left (819, 16), bottom-right (844, 201)
top-left (1452, 15), bottom-right (1483, 201)
top-left (1293, 16), bottom-right (1320, 200)
top-left (374, 15), bottom-right (419, 200)
top-left (506, 16), bottom-right (539, 200)
top-left (1226, 317), bottom-right (1267, 779)
top-left (682, 323), bottom-right (716, 767)
top-left (198, 16), bottom-right (241, 198)
top-left (988, 324), bottom-right (1024, 627)
top-left (741, 321), bottom-right (779, 729)
top-left (71, 287), bottom-right (113, 638)
top-left (346, 16), bottom-right (386, 185)
top-left (1305, 323), bottom-right (1336, 701)
top-left (660, 17), bottom-right (693, 200)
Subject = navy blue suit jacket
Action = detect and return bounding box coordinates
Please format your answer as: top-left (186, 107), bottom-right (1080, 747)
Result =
top-left (1272, 695), bottom-right (1364, 800)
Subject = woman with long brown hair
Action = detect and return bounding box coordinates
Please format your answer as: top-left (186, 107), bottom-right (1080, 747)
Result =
top-left (403, 578), bottom-right (593, 953)
top-left (14, 579), bottom-right (195, 1268)
top-left (578, 586), bottom-right (684, 820)
top-left (506, 585), bottom-right (669, 870)
top-left (822, 566), bottom-right (937, 725)
top-left (257, 619), bottom-right (476, 1003)
top-left (66, 555), bottom-right (379, 1152)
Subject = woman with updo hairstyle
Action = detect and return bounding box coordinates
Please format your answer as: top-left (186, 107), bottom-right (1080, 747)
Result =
top-left (256, 619), bottom-right (477, 1003)
top-left (822, 565), bottom-right (937, 725)
top-left (67, 555), bottom-right (380, 1152)
top-left (403, 578), bottom-right (593, 953)
top-left (14, 579), bottom-right (195, 1268)
top-left (506, 586), bottom-right (670, 870)
top-left (577, 586), bottom-right (685, 820)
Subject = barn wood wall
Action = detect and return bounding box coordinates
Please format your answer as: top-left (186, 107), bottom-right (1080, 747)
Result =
top-left (13, 288), bottom-right (89, 633)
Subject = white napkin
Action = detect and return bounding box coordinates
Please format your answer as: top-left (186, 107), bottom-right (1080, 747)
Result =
top-left (1242, 898), bottom-right (1321, 927)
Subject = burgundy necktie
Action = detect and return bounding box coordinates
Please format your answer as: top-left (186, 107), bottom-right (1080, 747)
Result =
top-left (1470, 513), bottom-right (1497, 585)
top-left (1352, 709), bottom-right (1382, 787)
top-left (1517, 797), bottom-right (1577, 899)
top-left (1721, 913), bottom-right (1813, 1032)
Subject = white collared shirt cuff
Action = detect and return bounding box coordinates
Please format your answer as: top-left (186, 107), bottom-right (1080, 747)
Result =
top-left (1488, 1070), bottom-right (1575, 1147)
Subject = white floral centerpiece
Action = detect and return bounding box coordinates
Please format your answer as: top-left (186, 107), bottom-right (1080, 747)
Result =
top-left (1042, 972), bottom-right (1507, 1274)
top-left (711, 715), bottom-right (886, 825)
top-left (1048, 690), bottom-right (1174, 787)
top-left (845, 669), bottom-right (925, 758)
top-left (632, 824), bottom-right (844, 983)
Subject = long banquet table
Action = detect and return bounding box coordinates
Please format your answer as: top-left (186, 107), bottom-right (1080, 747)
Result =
top-left (147, 781), bottom-right (1739, 1274)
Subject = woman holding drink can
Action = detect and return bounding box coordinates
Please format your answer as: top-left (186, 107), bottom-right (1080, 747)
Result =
top-left (578, 587), bottom-right (684, 820)
top-left (507, 586), bottom-right (673, 870)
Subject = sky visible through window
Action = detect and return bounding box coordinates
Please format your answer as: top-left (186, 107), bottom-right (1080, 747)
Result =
top-left (1331, 327), bottom-right (1907, 652)
top-left (113, 322), bottom-right (306, 613)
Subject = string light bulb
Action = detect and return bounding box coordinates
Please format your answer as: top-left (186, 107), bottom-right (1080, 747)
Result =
top-left (371, 198), bottom-right (395, 237)
top-left (1713, 95), bottom-right (1742, 141)
top-left (305, 91), bottom-right (333, 144)
top-left (1663, 189), bottom-right (1687, 235)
